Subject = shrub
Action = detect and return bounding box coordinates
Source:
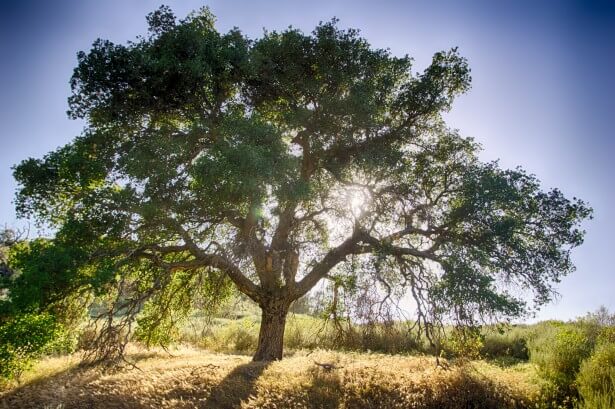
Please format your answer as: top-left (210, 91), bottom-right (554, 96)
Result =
top-left (284, 315), bottom-right (321, 350)
top-left (315, 321), bottom-right (424, 354)
top-left (233, 325), bottom-right (258, 352)
top-left (358, 323), bottom-right (422, 354)
top-left (43, 323), bottom-right (78, 355)
top-left (528, 323), bottom-right (593, 404)
top-left (481, 326), bottom-right (529, 361)
top-left (576, 342), bottom-right (615, 409)
top-left (205, 317), bottom-right (259, 353)
top-left (597, 326), bottom-right (615, 345)
top-left (0, 313), bottom-right (65, 380)
top-left (442, 327), bottom-right (484, 359)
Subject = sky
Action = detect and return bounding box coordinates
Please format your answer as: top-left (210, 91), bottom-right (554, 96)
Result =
top-left (1, 0), bottom-right (613, 322)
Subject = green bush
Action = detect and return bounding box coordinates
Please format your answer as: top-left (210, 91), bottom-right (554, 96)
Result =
top-left (528, 323), bottom-right (594, 405)
top-left (203, 317), bottom-right (259, 353)
top-left (481, 326), bottom-right (529, 361)
top-left (597, 326), bottom-right (615, 345)
top-left (0, 313), bottom-right (65, 380)
top-left (442, 327), bottom-right (484, 359)
top-left (284, 315), bottom-right (321, 350)
top-left (233, 325), bottom-right (258, 352)
top-left (43, 324), bottom-right (78, 355)
top-left (576, 342), bottom-right (615, 409)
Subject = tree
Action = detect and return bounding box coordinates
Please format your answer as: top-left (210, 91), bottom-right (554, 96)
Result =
top-left (11, 7), bottom-right (591, 361)
top-left (1, 227), bottom-right (24, 294)
top-left (0, 231), bottom-right (13, 280)
top-left (0, 228), bottom-right (79, 381)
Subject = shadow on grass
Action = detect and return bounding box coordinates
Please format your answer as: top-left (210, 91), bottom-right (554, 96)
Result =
top-left (1, 359), bottom-right (270, 409)
top-left (0, 365), bottom-right (85, 409)
top-left (0, 362), bottom-right (162, 409)
top-left (198, 361), bottom-right (270, 409)
top-left (305, 366), bottom-right (342, 409)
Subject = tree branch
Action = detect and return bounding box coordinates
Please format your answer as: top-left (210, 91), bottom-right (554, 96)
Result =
top-left (162, 218), bottom-right (263, 302)
top-left (294, 231), bottom-right (362, 297)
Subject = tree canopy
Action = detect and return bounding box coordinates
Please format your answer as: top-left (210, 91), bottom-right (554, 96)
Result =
top-left (7, 6), bottom-right (591, 361)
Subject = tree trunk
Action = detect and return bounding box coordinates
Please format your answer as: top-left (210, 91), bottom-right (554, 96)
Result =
top-left (252, 298), bottom-right (290, 361)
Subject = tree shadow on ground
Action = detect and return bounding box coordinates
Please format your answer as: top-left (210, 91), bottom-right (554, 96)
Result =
top-left (0, 363), bottom-right (165, 409)
top-left (1, 359), bottom-right (270, 409)
top-left (305, 366), bottom-right (342, 409)
top-left (0, 365), bottom-right (90, 409)
top-left (197, 361), bottom-right (270, 409)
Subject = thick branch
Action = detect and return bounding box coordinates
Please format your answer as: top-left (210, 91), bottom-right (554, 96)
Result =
top-left (162, 219), bottom-right (263, 302)
top-left (294, 227), bottom-right (442, 298)
top-left (294, 232), bottom-right (362, 297)
top-left (199, 253), bottom-right (262, 302)
top-left (271, 130), bottom-right (316, 254)
top-left (359, 232), bottom-right (441, 261)
top-left (137, 250), bottom-right (261, 302)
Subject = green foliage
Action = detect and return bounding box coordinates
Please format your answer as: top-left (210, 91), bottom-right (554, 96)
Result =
top-left (431, 163), bottom-right (591, 324)
top-left (524, 316), bottom-right (615, 407)
top-left (0, 231), bottom-right (13, 281)
top-left (576, 343), bottom-right (615, 409)
top-left (189, 113), bottom-right (296, 211)
top-left (2, 239), bottom-right (90, 315)
top-left (134, 269), bottom-right (233, 348)
top-left (596, 325), bottom-right (615, 345)
top-left (481, 326), bottom-right (529, 361)
top-left (529, 324), bottom-right (593, 394)
top-left (0, 313), bottom-right (67, 380)
top-left (442, 326), bottom-right (484, 359)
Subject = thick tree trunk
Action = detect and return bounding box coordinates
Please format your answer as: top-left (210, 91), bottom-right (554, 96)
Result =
top-left (252, 298), bottom-right (290, 361)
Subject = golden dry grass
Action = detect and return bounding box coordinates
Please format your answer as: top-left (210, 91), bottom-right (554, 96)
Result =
top-left (0, 345), bottom-right (541, 409)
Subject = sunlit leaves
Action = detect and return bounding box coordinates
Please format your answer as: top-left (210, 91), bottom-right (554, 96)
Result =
top-left (134, 268), bottom-right (233, 347)
top-left (0, 312), bottom-right (64, 379)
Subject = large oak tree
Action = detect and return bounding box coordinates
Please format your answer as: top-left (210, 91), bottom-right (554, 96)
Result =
top-left (11, 7), bottom-right (591, 361)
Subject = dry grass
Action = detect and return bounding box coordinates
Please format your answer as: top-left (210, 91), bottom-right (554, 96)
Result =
top-left (0, 345), bottom-right (541, 409)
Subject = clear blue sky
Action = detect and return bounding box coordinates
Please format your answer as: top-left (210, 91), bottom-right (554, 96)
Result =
top-left (1, 0), bottom-right (613, 321)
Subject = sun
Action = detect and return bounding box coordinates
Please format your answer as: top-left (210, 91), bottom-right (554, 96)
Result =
top-left (318, 184), bottom-right (373, 244)
top-left (346, 187), bottom-right (369, 217)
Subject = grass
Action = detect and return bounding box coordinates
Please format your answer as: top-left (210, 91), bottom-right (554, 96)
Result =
top-left (179, 313), bottom-right (425, 355)
top-left (0, 344), bottom-right (541, 409)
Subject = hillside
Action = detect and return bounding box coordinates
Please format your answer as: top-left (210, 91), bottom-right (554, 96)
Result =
top-left (1, 346), bottom-right (540, 409)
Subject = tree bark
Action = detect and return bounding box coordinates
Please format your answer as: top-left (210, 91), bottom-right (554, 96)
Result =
top-left (252, 298), bottom-right (291, 361)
